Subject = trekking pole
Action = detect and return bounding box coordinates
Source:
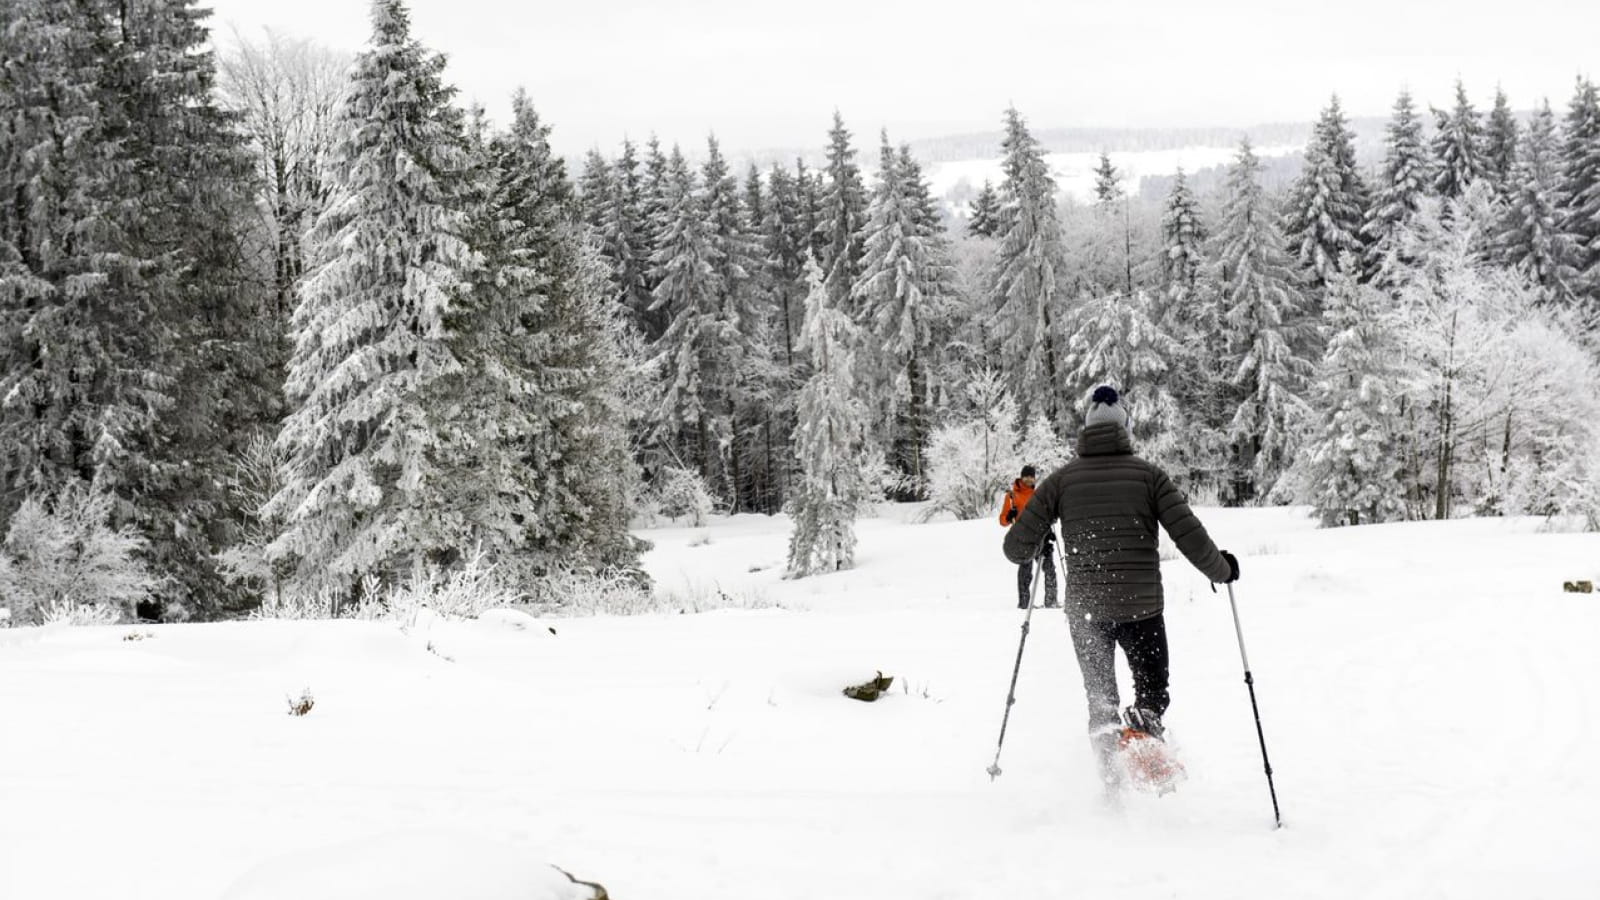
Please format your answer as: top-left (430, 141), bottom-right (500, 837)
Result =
top-left (986, 551), bottom-right (1046, 780)
top-left (1226, 582), bottom-right (1283, 828)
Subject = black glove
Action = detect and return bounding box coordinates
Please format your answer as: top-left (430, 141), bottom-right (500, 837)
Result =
top-left (1035, 533), bottom-right (1056, 559)
top-left (1220, 550), bottom-right (1240, 583)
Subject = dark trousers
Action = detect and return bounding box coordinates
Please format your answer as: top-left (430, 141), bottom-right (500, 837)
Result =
top-left (1017, 548), bottom-right (1058, 608)
top-left (1067, 613), bottom-right (1169, 731)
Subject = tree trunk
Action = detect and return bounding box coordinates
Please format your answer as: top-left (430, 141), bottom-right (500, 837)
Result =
top-left (1040, 301), bottom-right (1060, 425)
top-left (727, 398), bottom-right (742, 514)
top-left (906, 351), bottom-right (927, 499)
top-left (1434, 310), bottom-right (1458, 521)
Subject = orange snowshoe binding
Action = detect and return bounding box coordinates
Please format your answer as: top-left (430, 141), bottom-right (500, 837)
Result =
top-left (1119, 708), bottom-right (1186, 795)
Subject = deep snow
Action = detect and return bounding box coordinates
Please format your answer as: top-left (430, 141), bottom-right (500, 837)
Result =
top-left (2, 505), bottom-right (1597, 899)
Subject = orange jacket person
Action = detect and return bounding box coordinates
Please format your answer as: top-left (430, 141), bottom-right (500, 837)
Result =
top-left (1000, 465), bottom-right (1058, 609)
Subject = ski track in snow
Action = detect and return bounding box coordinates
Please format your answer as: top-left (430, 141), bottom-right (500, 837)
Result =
top-left (1, 506), bottom-right (1597, 899)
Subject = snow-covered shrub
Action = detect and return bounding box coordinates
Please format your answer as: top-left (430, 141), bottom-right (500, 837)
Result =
top-left (651, 466), bottom-right (715, 526)
top-left (1016, 413), bottom-right (1073, 477)
top-left (250, 587), bottom-right (339, 621)
top-left (38, 599), bottom-right (123, 627)
top-left (525, 566), bottom-right (655, 616)
top-left (216, 434), bottom-right (291, 608)
top-left (630, 493), bottom-right (664, 528)
top-left (362, 549), bottom-right (524, 627)
top-left (0, 480), bottom-right (160, 626)
top-left (524, 568), bottom-right (778, 617)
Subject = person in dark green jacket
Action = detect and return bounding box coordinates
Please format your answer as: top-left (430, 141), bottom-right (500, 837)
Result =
top-left (1002, 385), bottom-right (1239, 781)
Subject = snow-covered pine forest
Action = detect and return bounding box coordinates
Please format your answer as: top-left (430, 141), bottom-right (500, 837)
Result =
top-left (2, 0), bottom-right (1599, 626)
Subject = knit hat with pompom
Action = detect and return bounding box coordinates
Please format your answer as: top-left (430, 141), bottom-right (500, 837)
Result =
top-left (1084, 385), bottom-right (1130, 431)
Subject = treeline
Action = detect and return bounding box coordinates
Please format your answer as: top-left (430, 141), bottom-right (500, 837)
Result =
top-left (1, 0), bottom-right (1597, 620)
top-left (584, 78), bottom-right (1600, 535)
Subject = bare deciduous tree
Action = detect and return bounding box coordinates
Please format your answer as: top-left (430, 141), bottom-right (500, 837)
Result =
top-left (217, 28), bottom-right (349, 327)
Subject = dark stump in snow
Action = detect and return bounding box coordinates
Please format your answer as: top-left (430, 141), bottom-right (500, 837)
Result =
top-left (843, 671), bottom-right (895, 702)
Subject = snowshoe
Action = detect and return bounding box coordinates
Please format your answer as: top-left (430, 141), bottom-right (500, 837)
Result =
top-left (1117, 727), bottom-right (1186, 795)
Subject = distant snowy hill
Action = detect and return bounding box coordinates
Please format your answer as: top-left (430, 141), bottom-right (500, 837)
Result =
top-left (724, 117), bottom-right (1397, 212)
top-left (925, 143), bottom-right (1306, 210)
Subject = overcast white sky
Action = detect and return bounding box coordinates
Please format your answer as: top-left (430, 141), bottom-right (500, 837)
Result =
top-left (202, 0), bottom-right (1598, 157)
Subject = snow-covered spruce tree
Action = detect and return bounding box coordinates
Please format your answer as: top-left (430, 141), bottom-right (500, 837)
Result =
top-left (1362, 90), bottom-right (1434, 279)
top-left (990, 106), bottom-right (1070, 426)
top-left (577, 149), bottom-right (614, 232)
top-left (852, 135), bottom-right (912, 472)
top-left (796, 158), bottom-right (828, 264)
top-left (755, 162), bottom-right (813, 512)
top-left (650, 146), bottom-right (731, 496)
top-left (1157, 169), bottom-right (1228, 482)
top-left (1285, 95), bottom-right (1369, 288)
top-left (819, 112), bottom-right (869, 316)
top-left (1160, 169), bottom-right (1207, 297)
top-left (450, 90), bottom-right (638, 578)
top-left (762, 162), bottom-right (810, 373)
top-left (590, 140), bottom-right (656, 347)
top-left (1294, 264), bottom-right (1409, 527)
top-left (1431, 80), bottom-right (1486, 201)
top-left (743, 162), bottom-right (767, 242)
top-left (549, 235), bottom-right (646, 572)
top-left (0, 0), bottom-right (273, 617)
top-left (898, 144), bottom-right (965, 423)
top-left (1561, 77), bottom-right (1600, 305)
top-left (1213, 138), bottom-right (1313, 504)
top-left (1484, 87), bottom-right (1520, 199)
top-left (0, 0), bottom-right (136, 531)
top-left (1496, 101), bottom-right (1581, 301)
top-left (738, 162), bottom-right (789, 515)
top-left (635, 136), bottom-right (674, 341)
top-left (1062, 291), bottom-right (1187, 470)
top-left (265, 0), bottom-right (479, 601)
top-left (1090, 152), bottom-right (1137, 295)
top-left (787, 260), bottom-right (871, 577)
top-left (1092, 152), bottom-right (1122, 206)
top-left (899, 145), bottom-right (947, 244)
top-left (899, 145), bottom-right (957, 480)
top-left (0, 480), bottom-right (160, 625)
top-left (968, 181), bottom-right (1002, 238)
top-left (854, 134), bottom-right (952, 498)
top-left (700, 137), bottom-right (769, 512)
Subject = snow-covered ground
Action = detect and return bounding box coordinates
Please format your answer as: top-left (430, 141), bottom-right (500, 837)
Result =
top-left (3, 505), bottom-right (1598, 899)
